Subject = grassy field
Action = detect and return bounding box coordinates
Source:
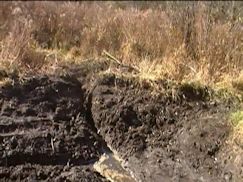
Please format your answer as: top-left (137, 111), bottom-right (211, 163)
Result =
top-left (0, 1), bottom-right (242, 91)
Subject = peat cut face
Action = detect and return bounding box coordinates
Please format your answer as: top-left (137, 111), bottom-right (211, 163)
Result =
top-left (0, 75), bottom-right (107, 181)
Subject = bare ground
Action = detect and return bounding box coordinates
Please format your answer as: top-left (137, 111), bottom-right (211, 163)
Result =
top-left (0, 60), bottom-right (242, 182)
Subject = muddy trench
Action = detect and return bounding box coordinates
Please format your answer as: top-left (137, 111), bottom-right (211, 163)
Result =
top-left (0, 73), bottom-right (136, 182)
top-left (0, 64), bottom-right (242, 182)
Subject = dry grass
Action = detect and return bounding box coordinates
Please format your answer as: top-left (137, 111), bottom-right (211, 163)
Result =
top-left (0, 1), bottom-right (242, 90)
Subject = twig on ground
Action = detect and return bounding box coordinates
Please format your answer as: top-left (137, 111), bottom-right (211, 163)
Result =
top-left (102, 50), bottom-right (140, 73)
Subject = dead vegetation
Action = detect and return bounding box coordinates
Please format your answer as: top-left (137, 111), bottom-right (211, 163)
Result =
top-left (0, 2), bottom-right (243, 181)
top-left (0, 1), bottom-right (242, 91)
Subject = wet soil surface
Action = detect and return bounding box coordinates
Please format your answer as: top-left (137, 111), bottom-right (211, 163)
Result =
top-left (90, 73), bottom-right (242, 182)
top-left (0, 60), bottom-right (242, 181)
top-left (0, 165), bottom-right (107, 182)
top-left (0, 74), bottom-right (108, 181)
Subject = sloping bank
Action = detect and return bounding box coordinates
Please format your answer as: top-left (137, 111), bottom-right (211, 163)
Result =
top-left (0, 59), bottom-right (242, 182)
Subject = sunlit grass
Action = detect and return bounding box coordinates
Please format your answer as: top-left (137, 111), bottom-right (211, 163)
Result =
top-left (0, 1), bottom-right (242, 90)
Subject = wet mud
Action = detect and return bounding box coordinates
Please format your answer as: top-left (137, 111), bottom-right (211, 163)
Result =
top-left (0, 61), bottom-right (242, 181)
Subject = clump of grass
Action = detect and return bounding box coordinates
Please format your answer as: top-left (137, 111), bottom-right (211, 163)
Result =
top-left (230, 111), bottom-right (243, 127)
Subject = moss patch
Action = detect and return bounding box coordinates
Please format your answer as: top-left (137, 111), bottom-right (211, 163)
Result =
top-left (230, 111), bottom-right (243, 127)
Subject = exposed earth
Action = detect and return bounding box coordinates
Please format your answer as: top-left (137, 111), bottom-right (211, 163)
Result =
top-left (0, 59), bottom-right (242, 182)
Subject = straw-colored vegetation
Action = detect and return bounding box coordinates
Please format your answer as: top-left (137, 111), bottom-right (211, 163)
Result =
top-left (0, 1), bottom-right (242, 91)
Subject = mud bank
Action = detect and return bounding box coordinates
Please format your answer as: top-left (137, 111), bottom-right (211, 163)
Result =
top-left (0, 61), bottom-right (242, 181)
top-left (90, 73), bottom-right (242, 182)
